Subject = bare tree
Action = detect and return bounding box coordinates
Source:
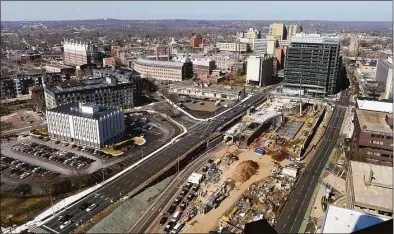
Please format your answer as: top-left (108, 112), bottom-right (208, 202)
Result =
top-left (168, 93), bottom-right (179, 104)
top-left (70, 168), bottom-right (90, 189)
top-left (34, 175), bottom-right (56, 211)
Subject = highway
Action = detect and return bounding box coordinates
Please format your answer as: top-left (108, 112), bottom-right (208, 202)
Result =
top-left (36, 91), bottom-right (270, 234)
top-left (275, 89), bottom-right (351, 234)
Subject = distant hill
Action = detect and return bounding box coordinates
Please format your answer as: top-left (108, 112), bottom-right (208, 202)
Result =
top-left (1, 19), bottom-right (392, 32)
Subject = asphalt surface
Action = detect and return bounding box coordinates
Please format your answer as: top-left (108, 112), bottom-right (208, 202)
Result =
top-left (275, 89), bottom-right (351, 234)
top-left (37, 91), bottom-right (270, 234)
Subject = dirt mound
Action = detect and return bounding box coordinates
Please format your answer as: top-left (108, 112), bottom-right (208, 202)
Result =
top-left (232, 160), bottom-right (259, 182)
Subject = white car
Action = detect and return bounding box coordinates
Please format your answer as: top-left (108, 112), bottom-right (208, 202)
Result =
top-left (86, 203), bottom-right (97, 212)
top-left (60, 220), bottom-right (72, 230)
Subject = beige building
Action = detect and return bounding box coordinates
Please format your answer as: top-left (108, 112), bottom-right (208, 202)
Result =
top-left (133, 58), bottom-right (193, 81)
top-left (269, 23), bottom-right (287, 40)
top-left (286, 24), bottom-right (303, 41)
top-left (266, 35), bottom-right (277, 55)
top-left (246, 28), bottom-right (261, 51)
top-left (216, 42), bottom-right (248, 53)
top-left (346, 161), bottom-right (392, 215)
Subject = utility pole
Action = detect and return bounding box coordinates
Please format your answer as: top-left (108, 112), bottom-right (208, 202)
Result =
top-left (299, 78), bottom-right (302, 116)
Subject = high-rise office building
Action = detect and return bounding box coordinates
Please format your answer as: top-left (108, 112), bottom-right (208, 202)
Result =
top-left (349, 37), bottom-right (360, 57)
top-left (253, 39), bottom-right (268, 55)
top-left (286, 24), bottom-right (303, 41)
top-left (46, 102), bottom-right (124, 149)
top-left (269, 23), bottom-right (287, 40)
top-left (283, 33), bottom-right (342, 96)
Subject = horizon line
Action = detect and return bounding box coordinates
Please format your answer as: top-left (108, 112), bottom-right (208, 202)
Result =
top-left (1, 18), bottom-right (392, 23)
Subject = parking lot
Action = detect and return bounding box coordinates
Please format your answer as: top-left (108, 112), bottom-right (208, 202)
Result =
top-left (0, 111), bottom-right (181, 196)
top-left (178, 96), bottom-right (235, 119)
top-left (1, 154), bottom-right (59, 181)
top-left (12, 141), bottom-right (97, 170)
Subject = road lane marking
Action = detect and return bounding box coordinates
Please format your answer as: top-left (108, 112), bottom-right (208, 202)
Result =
top-left (42, 225), bottom-right (60, 234)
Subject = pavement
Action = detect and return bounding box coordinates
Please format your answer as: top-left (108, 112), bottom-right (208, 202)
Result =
top-left (274, 88), bottom-right (351, 234)
top-left (28, 90), bottom-right (271, 234)
top-left (87, 175), bottom-right (175, 234)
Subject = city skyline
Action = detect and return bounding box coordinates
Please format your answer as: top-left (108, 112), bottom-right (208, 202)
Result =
top-left (1, 1), bottom-right (392, 22)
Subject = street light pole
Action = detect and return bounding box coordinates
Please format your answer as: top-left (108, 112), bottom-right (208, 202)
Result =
top-left (140, 147), bottom-right (144, 160)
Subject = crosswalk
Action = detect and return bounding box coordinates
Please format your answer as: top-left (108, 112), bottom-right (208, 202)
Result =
top-left (29, 226), bottom-right (51, 234)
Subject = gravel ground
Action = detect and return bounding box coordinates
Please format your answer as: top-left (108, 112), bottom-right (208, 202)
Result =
top-left (87, 175), bottom-right (175, 233)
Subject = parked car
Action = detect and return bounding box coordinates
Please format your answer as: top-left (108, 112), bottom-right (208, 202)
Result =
top-left (159, 216), bottom-right (168, 225)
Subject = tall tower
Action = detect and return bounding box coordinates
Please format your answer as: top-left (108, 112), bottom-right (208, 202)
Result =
top-left (283, 33), bottom-right (341, 96)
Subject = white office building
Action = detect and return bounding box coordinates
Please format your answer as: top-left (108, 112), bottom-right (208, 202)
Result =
top-left (46, 102), bottom-right (125, 149)
top-left (246, 55), bottom-right (274, 87)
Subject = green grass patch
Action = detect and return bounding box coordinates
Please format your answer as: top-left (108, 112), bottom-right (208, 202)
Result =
top-left (167, 118), bottom-right (184, 134)
top-left (32, 128), bottom-right (49, 136)
top-left (114, 138), bottom-right (134, 149)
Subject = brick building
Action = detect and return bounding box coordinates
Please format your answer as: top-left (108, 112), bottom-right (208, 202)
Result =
top-left (191, 59), bottom-right (216, 79)
top-left (350, 109), bottom-right (393, 166)
top-left (190, 34), bottom-right (203, 48)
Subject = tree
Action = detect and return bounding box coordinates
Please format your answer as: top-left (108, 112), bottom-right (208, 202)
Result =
top-left (168, 93), bottom-right (179, 104)
top-left (34, 175), bottom-right (56, 211)
top-left (367, 85), bottom-right (381, 100)
top-left (70, 168), bottom-right (90, 189)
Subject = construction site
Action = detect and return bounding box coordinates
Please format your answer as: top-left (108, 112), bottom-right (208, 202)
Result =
top-left (218, 163), bottom-right (300, 233)
top-left (224, 97), bottom-right (328, 161)
top-left (171, 97), bottom-right (331, 233)
top-left (150, 96), bottom-right (332, 234)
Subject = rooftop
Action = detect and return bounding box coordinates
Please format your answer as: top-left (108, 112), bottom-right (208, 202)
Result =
top-left (45, 77), bottom-right (128, 94)
top-left (48, 102), bottom-right (120, 120)
top-left (356, 99), bottom-right (392, 113)
top-left (291, 33), bottom-right (339, 44)
top-left (134, 58), bottom-right (186, 69)
top-left (322, 205), bottom-right (391, 233)
top-left (355, 109), bottom-right (392, 135)
top-left (350, 161), bottom-right (393, 212)
top-left (170, 81), bottom-right (244, 93)
top-left (225, 122), bottom-right (250, 137)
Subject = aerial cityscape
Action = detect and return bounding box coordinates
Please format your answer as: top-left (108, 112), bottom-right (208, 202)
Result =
top-left (0, 1), bottom-right (393, 234)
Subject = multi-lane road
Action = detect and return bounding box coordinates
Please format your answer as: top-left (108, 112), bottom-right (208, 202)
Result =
top-left (35, 91), bottom-right (270, 234)
top-left (275, 89), bottom-right (351, 234)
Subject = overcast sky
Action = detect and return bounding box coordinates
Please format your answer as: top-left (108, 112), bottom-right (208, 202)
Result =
top-left (1, 1), bottom-right (392, 21)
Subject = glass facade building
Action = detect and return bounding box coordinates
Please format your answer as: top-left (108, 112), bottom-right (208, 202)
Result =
top-left (283, 33), bottom-right (342, 96)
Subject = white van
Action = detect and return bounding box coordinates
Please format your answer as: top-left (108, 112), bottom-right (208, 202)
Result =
top-left (171, 223), bottom-right (184, 234)
top-left (171, 211), bottom-right (182, 223)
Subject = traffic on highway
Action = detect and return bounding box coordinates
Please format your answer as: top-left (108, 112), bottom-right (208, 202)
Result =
top-left (36, 91), bottom-right (270, 233)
